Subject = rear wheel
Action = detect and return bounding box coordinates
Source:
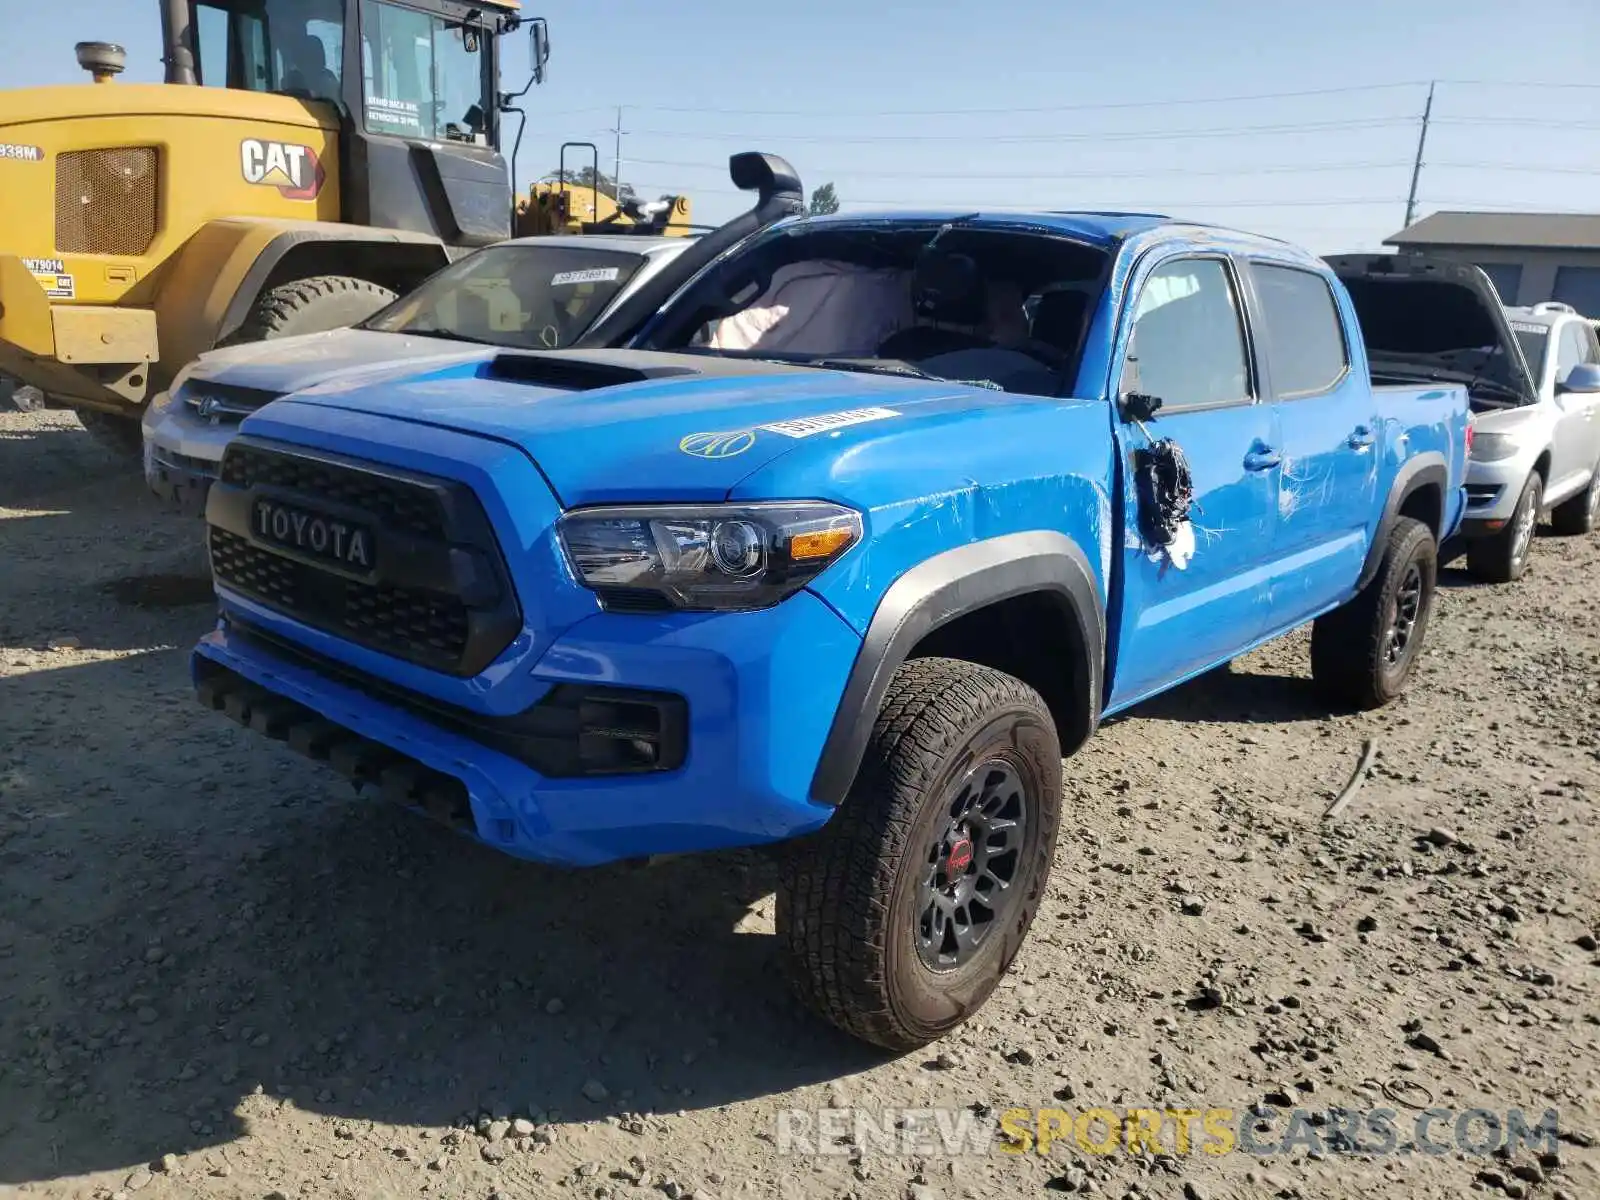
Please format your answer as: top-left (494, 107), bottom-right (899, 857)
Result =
top-left (775, 657), bottom-right (1062, 1051)
top-left (1549, 463), bottom-right (1600, 536)
top-left (1310, 516), bottom-right (1437, 710)
top-left (1467, 471), bottom-right (1542, 582)
top-left (232, 275), bottom-right (397, 343)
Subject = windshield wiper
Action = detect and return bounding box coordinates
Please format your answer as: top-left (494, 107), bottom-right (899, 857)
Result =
top-left (806, 357), bottom-right (947, 381)
top-left (396, 327), bottom-right (500, 346)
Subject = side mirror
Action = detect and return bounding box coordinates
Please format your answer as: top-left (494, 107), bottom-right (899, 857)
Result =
top-left (1557, 362), bottom-right (1600, 395)
top-left (528, 18), bottom-right (549, 84)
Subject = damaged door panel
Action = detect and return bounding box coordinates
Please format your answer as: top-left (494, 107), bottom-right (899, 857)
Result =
top-left (1106, 253), bottom-right (1280, 707)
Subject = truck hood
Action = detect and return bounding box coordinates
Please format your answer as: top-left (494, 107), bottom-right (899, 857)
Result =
top-left (265, 349), bottom-right (1016, 505)
top-left (1325, 253), bottom-right (1538, 408)
top-left (186, 328), bottom-right (498, 399)
top-left (1466, 401), bottom-right (1553, 438)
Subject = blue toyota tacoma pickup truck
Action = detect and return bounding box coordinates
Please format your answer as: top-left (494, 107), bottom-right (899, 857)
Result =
top-left (190, 164), bottom-right (1475, 1050)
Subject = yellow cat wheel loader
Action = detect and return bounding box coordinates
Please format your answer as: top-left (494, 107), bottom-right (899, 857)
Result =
top-left (0, 0), bottom-right (687, 453)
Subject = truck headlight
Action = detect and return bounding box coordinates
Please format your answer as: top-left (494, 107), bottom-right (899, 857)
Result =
top-left (1470, 433), bottom-right (1519, 462)
top-left (557, 501), bottom-right (862, 611)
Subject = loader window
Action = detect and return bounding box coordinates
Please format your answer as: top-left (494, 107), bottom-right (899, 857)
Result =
top-left (360, 0), bottom-right (493, 142)
top-left (194, 1), bottom-right (342, 103)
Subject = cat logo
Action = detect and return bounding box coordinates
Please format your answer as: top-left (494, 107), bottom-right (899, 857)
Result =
top-left (240, 138), bottom-right (324, 200)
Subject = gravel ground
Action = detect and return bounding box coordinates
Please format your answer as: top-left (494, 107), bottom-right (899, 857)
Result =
top-left (1, 406), bottom-right (1596, 1200)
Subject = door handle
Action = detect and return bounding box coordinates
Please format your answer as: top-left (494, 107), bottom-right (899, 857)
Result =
top-left (1243, 445), bottom-right (1281, 472)
top-left (1347, 425), bottom-right (1375, 449)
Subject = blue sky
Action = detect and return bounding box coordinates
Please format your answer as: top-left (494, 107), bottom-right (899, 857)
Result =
top-left (5, 0), bottom-right (1596, 251)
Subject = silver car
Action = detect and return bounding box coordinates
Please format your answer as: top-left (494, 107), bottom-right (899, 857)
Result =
top-left (142, 234), bottom-right (694, 515)
top-left (1463, 302), bottom-right (1600, 580)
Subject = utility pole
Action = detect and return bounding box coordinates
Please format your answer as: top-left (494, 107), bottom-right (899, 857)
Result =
top-left (610, 105), bottom-right (626, 200)
top-left (1404, 81), bottom-right (1435, 229)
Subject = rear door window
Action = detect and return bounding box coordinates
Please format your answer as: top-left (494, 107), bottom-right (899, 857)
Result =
top-left (1248, 263), bottom-right (1350, 398)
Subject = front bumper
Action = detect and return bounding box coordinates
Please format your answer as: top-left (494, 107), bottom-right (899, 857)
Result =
top-left (141, 396), bottom-right (236, 515)
top-left (192, 586), bottom-right (862, 868)
top-left (1460, 453), bottom-right (1537, 531)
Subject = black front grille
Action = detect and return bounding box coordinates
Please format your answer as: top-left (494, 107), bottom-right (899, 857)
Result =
top-left (207, 438), bottom-right (520, 677)
top-left (221, 443), bottom-right (447, 539)
top-left (209, 529), bottom-right (472, 662)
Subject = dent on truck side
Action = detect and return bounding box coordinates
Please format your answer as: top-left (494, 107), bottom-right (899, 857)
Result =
top-left (753, 399), bottom-right (1117, 808)
top-left (807, 531), bottom-right (1106, 807)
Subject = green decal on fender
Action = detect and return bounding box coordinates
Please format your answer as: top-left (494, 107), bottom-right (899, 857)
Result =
top-left (679, 430), bottom-right (756, 459)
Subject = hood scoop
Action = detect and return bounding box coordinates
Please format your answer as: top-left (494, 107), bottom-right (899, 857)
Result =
top-left (484, 352), bottom-right (701, 391)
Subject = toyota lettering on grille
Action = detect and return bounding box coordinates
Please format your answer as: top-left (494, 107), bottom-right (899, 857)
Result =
top-left (253, 499), bottom-right (373, 570)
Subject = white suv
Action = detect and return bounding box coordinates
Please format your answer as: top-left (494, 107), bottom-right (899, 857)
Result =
top-left (1462, 301), bottom-right (1600, 580)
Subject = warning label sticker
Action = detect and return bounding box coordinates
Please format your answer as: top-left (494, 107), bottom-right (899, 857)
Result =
top-left (760, 407), bottom-right (901, 438)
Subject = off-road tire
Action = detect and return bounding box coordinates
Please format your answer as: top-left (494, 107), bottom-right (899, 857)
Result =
top-left (1310, 515), bottom-right (1438, 710)
top-left (232, 275), bottom-right (397, 343)
top-left (1549, 462), bottom-right (1600, 536)
top-left (1467, 471), bottom-right (1542, 582)
top-left (75, 408), bottom-right (145, 457)
top-left (775, 656), bottom-right (1062, 1051)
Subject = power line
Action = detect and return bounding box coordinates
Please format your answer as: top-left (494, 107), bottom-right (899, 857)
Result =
top-left (628, 155), bottom-right (1598, 181)
top-left (626, 157), bottom-right (1418, 180)
top-left (631, 187), bottom-right (1412, 211)
top-left (1432, 117), bottom-right (1600, 130)
top-left (634, 81), bottom-right (1431, 118)
top-left (607, 77), bottom-right (1600, 119)
top-left (615, 117), bottom-right (1416, 145)
top-left (1428, 161), bottom-right (1600, 175)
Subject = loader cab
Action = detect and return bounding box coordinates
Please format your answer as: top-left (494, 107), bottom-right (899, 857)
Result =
top-left (182, 0), bottom-right (540, 246)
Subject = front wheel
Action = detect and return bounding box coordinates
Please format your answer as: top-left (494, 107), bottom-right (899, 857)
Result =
top-left (775, 657), bottom-right (1062, 1051)
top-left (1310, 515), bottom-right (1438, 710)
top-left (1467, 471), bottom-right (1542, 581)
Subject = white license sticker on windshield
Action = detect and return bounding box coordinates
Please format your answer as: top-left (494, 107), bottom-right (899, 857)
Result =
top-left (1510, 321), bottom-right (1546, 335)
top-left (760, 407), bottom-right (901, 438)
top-left (551, 267), bottom-right (620, 286)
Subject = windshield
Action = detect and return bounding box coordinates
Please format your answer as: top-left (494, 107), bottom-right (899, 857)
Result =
top-left (634, 221), bottom-right (1110, 397)
top-left (193, 0), bottom-right (344, 103)
top-left (363, 244), bottom-right (649, 349)
top-left (1512, 323), bottom-right (1549, 382)
top-left (360, 0), bottom-right (492, 142)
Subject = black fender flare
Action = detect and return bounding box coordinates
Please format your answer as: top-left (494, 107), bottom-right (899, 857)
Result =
top-left (808, 530), bottom-right (1106, 807)
top-left (1358, 452), bottom-right (1448, 589)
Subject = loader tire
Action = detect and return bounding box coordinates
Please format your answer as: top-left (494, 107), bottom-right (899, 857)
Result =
top-left (233, 275), bottom-right (397, 343)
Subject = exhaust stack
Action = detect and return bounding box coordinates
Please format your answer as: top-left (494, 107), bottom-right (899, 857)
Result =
top-left (159, 0), bottom-right (198, 84)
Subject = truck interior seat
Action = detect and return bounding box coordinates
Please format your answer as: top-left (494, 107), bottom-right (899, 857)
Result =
top-left (877, 250), bottom-right (996, 361)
